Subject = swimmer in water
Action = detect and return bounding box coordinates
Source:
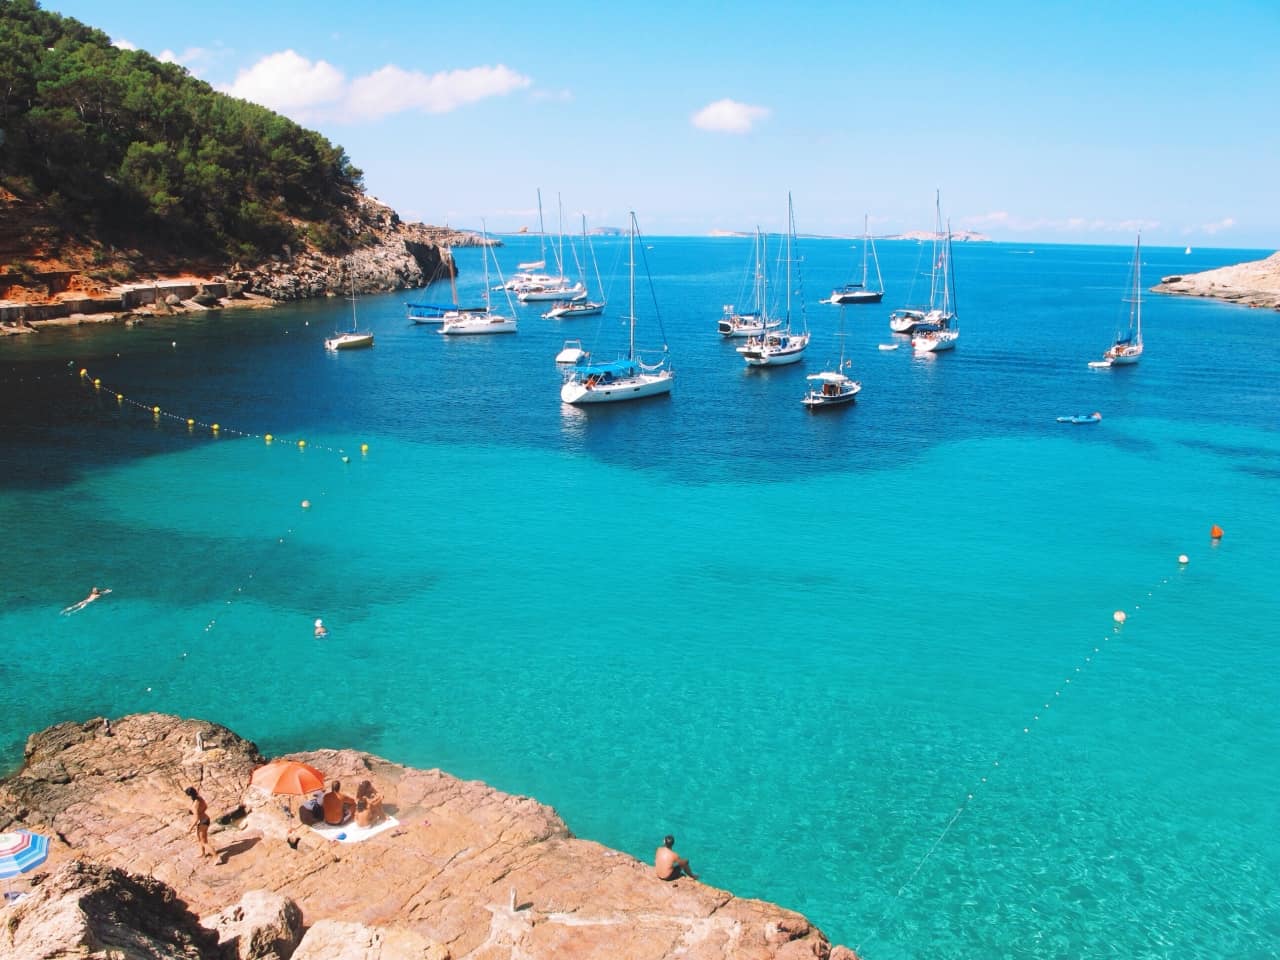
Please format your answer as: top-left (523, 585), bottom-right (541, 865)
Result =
top-left (314, 618), bottom-right (328, 639)
top-left (61, 586), bottom-right (111, 615)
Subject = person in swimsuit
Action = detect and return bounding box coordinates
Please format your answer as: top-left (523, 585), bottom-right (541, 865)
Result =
top-left (314, 618), bottom-right (328, 639)
top-left (654, 834), bottom-right (697, 881)
top-left (322, 781), bottom-right (356, 825)
top-left (184, 786), bottom-right (218, 861)
top-left (62, 586), bottom-right (110, 615)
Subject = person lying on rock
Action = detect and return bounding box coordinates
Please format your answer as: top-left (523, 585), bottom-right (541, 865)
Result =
top-left (322, 780), bottom-right (356, 825)
top-left (654, 834), bottom-right (697, 881)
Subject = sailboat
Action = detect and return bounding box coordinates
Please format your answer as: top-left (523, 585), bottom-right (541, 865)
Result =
top-left (911, 192), bottom-right (959, 353)
top-left (802, 306), bottom-right (861, 408)
top-left (543, 214), bottom-right (607, 319)
top-left (737, 193), bottom-right (810, 366)
top-left (515, 192), bottom-right (585, 302)
top-left (718, 229), bottom-right (783, 337)
top-left (440, 223), bottom-right (518, 335)
top-left (560, 211), bottom-right (673, 405)
top-left (829, 214), bottom-right (884, 304)
top-left (406, 247), bottom-right (487, 325)
top-left (324, 270), bottom-right (374, 350)
top-left (1089, 233), bottom-right (1144, 368)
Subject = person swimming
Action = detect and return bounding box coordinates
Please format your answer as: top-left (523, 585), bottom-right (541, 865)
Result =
top-left (314, 618), bottom-right (328, 639)
top-left (61, 586), bottom-right (111, 615)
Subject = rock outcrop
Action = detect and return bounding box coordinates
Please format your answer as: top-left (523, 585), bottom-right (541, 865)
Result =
top-left (0, 713), bottom-right (845, 959)
top-left (1151, 250), bottom-right (1280, 310)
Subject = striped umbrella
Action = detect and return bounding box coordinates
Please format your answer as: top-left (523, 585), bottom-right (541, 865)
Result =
top-left (0, 830), bottom-right (49, 900)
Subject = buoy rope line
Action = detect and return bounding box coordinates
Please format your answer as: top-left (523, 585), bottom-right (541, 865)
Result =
top-left (854, 551), bottom-right (1204, 958)
top-left (75, 366), bottom-right (368, 459)
top-left (68, 365), bottom-right (364, 698)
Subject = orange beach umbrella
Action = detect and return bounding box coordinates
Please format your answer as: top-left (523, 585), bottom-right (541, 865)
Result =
top-left (250, 759), bottom-right (326, 796)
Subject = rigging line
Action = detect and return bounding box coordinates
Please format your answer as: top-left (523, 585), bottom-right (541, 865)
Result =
top-left (634, 222), bottom-right (669, 349)
top-left (851, 560), bottom-right (1186, 957)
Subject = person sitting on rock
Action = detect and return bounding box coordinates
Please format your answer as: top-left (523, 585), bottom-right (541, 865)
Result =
top-left (321, 780), bottom-right (356, 826)
top-left (654, 834), bottom-right (697, 881)
top-left (356, 779), bottom-right (385, 824)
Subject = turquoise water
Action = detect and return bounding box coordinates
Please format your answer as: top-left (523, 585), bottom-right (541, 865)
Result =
top-left (2, 236), bottom-right (1278, 957)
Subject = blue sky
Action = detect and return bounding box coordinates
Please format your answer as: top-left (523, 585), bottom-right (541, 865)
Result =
top-left (51, 0), bottom-right (1280, 247)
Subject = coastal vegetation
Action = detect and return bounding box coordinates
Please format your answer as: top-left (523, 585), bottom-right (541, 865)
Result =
top-left (0, 0), bottom-right (368, 279)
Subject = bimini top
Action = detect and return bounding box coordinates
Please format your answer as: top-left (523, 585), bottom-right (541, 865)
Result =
top-left (573, 359), bottom-right (640, 380)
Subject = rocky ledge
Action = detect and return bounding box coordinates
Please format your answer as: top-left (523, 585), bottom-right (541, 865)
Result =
top-left (1151, 250), bottom-right (1280, 310)
top-left (0, 714), bottom-right (854, 960)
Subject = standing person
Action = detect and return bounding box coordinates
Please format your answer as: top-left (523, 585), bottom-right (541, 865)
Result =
top-left (654, 834), bottom-right (698, 881)
top-left (184, 786), bottom-right (218, 861)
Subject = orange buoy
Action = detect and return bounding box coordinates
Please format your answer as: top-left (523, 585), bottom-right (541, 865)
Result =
top-left (1210, 525), bottom-right (1224, 540)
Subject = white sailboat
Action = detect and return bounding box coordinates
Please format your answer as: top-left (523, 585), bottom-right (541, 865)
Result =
top-left (543, 214), bottom-right (607, 319)
top-left (407, 246), bottom-right (488, 325)
top-left (718, 229), bottom-right (783, 337)
top-left (737, 193), bottom-right (810, 366)
top-left (911, 192), bottom-right (959, 353)
top-left (1089, 233), bottom-right (1144, 368)
top-left (560, 212), bottom-right (673, 405)
top-left (802, 306), bottom-right (861, 408)
top-left (515, 192), bottom-right (584, 302)
top-left (440, 223), bottom-right (518, 335)
top-left (325, 271), bottom-right (374, 350)
top-left (829, 214), bottom-right (884, 304)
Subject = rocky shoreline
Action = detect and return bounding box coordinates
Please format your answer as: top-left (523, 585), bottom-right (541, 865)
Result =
top-left (0, 713), bottom-right (852, 959)
top-left (1150, 250), bottom-right (1280, 310)
top-left (0, 195), bottom-right (489, 336)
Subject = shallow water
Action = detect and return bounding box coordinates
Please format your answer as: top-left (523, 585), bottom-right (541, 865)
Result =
top-left (2, 235), bottom-right (1277, 957)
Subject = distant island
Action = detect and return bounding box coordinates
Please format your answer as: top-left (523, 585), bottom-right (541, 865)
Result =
top-left (705, 229), bottom-right (992, 242)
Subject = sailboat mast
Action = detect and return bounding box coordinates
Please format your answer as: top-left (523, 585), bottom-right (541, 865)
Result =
top-left (481, 219), bottom-right (491, 310)
top-left (1134, 231), bottom-right (1142, 340)
top-left (536, 189), bottom-right (547, 269)
top-left (556, 193), bottom-right (565, 278)
top-left (628, 211), bottom-right (636, 361)
top-left (785, 193), bottom-right (793, 327)
top-left (349, 268), bottom-right (358, 331)
top-left (861, 214), bottom-right (869, 288)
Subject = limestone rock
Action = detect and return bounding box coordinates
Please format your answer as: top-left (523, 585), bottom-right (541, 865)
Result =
top-left (291, 919), bottom-right (448, 960)
top-left (202, 888), bottom-right (304, 960)
top-left (1, 713), bottom-right (847, 959)
top-left (0, 859), bottom-right (220, 960)
top-left (1151, 250), bottom-right (1280, 310)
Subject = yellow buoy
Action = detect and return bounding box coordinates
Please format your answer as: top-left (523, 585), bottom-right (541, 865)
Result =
top-left (116, 393), bottom-right (123, 401)
top-left (187, 418), bottom-right (195, 427)
top-left (79, 368), bottom-right (87, 378)
top-left (360, 443), bottom-right (369, 454)
top-left (211, 423), bottom-right (220, 433)
top-left (152, 406), bottom-right (161, 415)
top-left (265, 434), bottom-right (273, 443)
top-left (297, 439), bottom-right (307, 449)
top-left (92, 378), bottom-right (101, 388)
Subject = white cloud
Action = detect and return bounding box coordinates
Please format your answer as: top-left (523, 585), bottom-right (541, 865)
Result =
top-left (222, 50), bottom-right (347, 114)
top-left (691, 98), bottom-right (770, 134)
top-left (219, 51), bottom-right (530, 123)
top-left (1201, 217), bottom-right (1235, 235)
top-left (112, 38), bottom-right (137, 51)
top-left (345, 64), bottom-right (530, 120)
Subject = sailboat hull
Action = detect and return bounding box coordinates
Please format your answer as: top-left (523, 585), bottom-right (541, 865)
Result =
top-left (831, 289), bottom-right (883, 304)
top-left (561, 372), bottom-right (673, 404)
top-left (439, 315), bottom-right (518, 335)
top-left (912, 330), bottom-right (958, 352)
top-left (325, 332), bottom-right (374, 350)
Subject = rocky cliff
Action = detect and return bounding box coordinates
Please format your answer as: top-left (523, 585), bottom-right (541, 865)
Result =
top-left (1151, 250), bottom-right (1280, 310)
top-left (0, 714), bottom-right (854, 960)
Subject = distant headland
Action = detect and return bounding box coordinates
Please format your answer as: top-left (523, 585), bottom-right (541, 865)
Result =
top-left (1151, 250), bottom-right (1280, 311)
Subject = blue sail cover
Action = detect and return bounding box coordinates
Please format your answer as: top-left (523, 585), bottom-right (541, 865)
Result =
top-left (575, 360), bottom-right (639, 380)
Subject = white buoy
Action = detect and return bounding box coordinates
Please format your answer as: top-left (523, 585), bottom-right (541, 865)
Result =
top-left (1178, 554), bottom-right (1189, 564)
top-left (301, 500), bottom-right (311, 509)
top-left (1113, 610), bottom-right (1127, 624)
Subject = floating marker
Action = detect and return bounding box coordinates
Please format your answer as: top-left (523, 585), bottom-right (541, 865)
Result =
top-left (187, 418), bottom-right (195, 427)
top-left (211, 423), bottom-right (219, 433)
top-left (1113, 610), bottom-right (1127, 624)
top-left (360, 443), bottom-right (369, 455)
top-left (265, 434), bottom-right (273, 443)
top-left (1210, 525), bottom-right (1224, 540)
top-left (297, 439), bottom-right (306, 448)
top-left (1178, 554), bottom-right (1189, 564)
top-left (301, 500), bottom-right (311, 509)
top-left (93, 378), bottom-right (101, 388)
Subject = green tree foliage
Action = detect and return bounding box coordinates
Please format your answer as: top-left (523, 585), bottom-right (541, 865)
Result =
top-left (0, 0), bottom-right (366, 261)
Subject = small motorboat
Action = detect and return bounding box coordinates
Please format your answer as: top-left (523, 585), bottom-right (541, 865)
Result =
top-left (878, 343), bottom-right (900, 351)
top-left (1056, 412), bottom-right (1102, 424)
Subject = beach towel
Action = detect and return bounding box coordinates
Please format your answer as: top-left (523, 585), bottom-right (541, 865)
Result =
top-left (309, 815), bottom-right (399, 843)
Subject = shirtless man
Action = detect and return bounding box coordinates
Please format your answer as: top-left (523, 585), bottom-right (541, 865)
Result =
top-left (322, 780), bottom-right (356, 825)
top-left (654, 834), bottom-right (697, 881)
top-left (62, 586), bottom-right (110, 615)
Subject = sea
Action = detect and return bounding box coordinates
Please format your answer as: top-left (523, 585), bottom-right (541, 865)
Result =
top-left (2, 233), bottom-right (1277, 959)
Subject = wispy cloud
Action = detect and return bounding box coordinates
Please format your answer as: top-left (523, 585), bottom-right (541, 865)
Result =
top-left (960, 212), bottom-right (1159, 235)
top-left (691, 98), bottom-right (770, 134)
top-left (220, 50), bottom-right (530, 123)
top-left (157, 46), bottom-right (217, 77)
top-left (112, 38), bottom-right (137, 51)
top-left (1200, 217), bottom-right (1235, 235)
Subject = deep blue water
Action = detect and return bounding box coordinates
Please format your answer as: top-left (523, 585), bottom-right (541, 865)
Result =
top-left (2, 235), bottom-right (1278, 958)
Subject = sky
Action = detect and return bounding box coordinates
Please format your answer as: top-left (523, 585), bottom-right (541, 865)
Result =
top-left (49, 0), bottom-right (1280, 247)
